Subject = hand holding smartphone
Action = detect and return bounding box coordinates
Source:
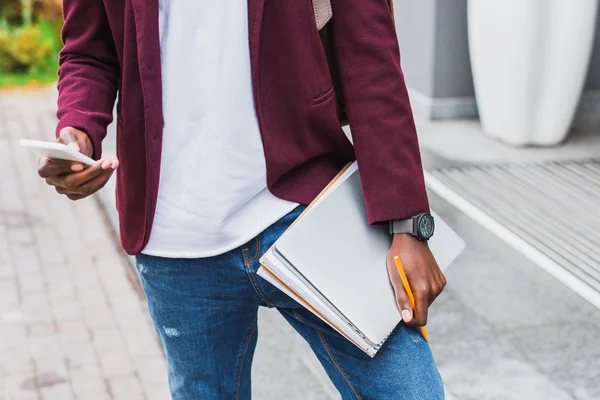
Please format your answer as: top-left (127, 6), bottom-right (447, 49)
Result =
top-left (28, 127), bottom-right (119, 201)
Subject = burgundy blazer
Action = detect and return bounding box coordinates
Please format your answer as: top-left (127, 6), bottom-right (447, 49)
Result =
top-left (57, 0), bottom-right (429, 255)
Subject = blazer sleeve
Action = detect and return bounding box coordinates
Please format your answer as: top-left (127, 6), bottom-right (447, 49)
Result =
top-left (329, 0), bottom-right (430, 224)
top-left (56, 0), bottom-right (119, 160)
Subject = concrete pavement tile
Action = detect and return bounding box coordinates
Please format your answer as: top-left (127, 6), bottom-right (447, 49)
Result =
top-left (433, 335), bottom-right (527, 384)
top-left (70, 270), bottom-right (102, 291)
top-left (107, 374), bottom-right (144, 399)
top-left (1, 308), bottom-right (24, 326)
top-left (76, 393), bottom-right (112, 400)
top-left (40, 382), bottom-right (74, 400)
top-left (52, 301), bottom-right (83, 322)
top-left (34, 359), bottom-right (68, 380)
top-left (505, 322), bottom-right (600, 397)
top-left (28, 322), bottom-right (57, 338)
top-left (33, 226), bottom-right (66, 265)
top-left (107, 292), bottom-right (143, 311)
top-left (68, 367), bottom-right (107, 396)
top-left (91, 328), bottom-right (127, 353)
top-left (444, 388), bottom-right (458, 400)
top-left (29, 335), bottom-right (63, 360)
top-left (126, 337), bottom-right (164, 360)
top-left (0, 355), bottom-right (35, 375)
top-left (0, 266), bottom-right (16, 279)
top-left (448, 374), bottom-right (573, 400)
top-left (17, 274), bottom-right (46, 294)
top-left (145, 384), bottom-right (172, 400)
top-left (98, 351), bottom-right (135, 378)
top-left (574, 384), bottom-right (600, 400)
top-left (77, 289), bottom-right (108, 309)
top-left (64, 342), bottom-right (98, 369)
top-left (427, 289), bottom-right (496, 342)
top-left (135, 357), bottom-right (168, 389)
top-left (20, 293), bottom-right (48, 309)
top-left (3, 373), bottom-right (40, 400)
top-left (432, 334), bottom-right (574, 399)
top-left (99, 277), bottom-right (133, 297)
top-left (22, 306), bottom-right (54, 325)
top-left (83, 308), bottom-right (117, 331)
top-left (118, 317), bottom-right (157, 341)
top-left (56, 321), bottom-right (90, 342)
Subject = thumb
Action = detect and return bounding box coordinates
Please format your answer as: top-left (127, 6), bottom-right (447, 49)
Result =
top-left (387, 255), bottom-right (413, 323)
top-left (57, 127), bottom-right (81, 153)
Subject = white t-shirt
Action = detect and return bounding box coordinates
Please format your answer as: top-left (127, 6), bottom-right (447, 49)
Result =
top-left (142, 0), bottom-right (298, 258)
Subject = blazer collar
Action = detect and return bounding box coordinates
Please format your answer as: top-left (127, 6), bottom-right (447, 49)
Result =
top-left (129, 0), bottom-right (266, 72)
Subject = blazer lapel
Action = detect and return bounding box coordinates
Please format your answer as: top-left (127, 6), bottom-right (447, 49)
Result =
top-left (130, 0), bottom-right (161, 76)
top-left (129, 0), bottom-right (164, 158)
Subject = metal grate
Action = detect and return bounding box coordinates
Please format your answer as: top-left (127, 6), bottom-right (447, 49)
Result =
top-left (427, 159), bottom-right (600, 295)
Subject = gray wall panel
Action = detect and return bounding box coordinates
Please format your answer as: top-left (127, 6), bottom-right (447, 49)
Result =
top-left (432, 0), bottom-right (474, 99)
top-left (585, 6), bottom-right (600, 91)
top-left (393, 0), bottom-right (437, 98)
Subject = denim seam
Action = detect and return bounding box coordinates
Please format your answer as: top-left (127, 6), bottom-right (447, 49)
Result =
top-left (242, 237), bottom-right (261, 266)
top-left (241, 238), bottom-right (273, 306)
top-left (234, 321), bottom-right (258, 400)
top-left (293, 309), bottom-right (303, 322)
top-left (316, 330), bottom-right (362, 400)
top-left (247, 268), bottom-right (274, 307)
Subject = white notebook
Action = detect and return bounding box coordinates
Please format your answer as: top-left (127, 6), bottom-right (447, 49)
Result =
top-left (258, 162), bottom-right (465, 357)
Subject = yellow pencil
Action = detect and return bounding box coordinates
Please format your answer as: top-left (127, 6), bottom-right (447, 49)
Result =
top-left (393, 256), bottom-right (429, 341)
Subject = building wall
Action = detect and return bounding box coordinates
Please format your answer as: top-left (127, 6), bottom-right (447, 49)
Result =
top-left (394, 0), bottom-right (437, 98)
top-left (587, 13), bottom-right (600, 91)
top-left (394, 0), bottom-right (600, 125)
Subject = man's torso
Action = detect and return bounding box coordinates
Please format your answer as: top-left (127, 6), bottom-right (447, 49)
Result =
top-left (142, 0), bottom-right (298, 258)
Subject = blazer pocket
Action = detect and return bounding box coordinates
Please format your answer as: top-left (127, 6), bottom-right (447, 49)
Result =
top-left (311, 84), bottom-right (335, 105)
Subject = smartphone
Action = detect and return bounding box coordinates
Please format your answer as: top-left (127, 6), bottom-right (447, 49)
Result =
top-left (19, 139), bottom-right (95, 166)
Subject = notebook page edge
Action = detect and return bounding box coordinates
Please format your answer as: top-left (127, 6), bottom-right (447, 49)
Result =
top-left (259, 256), bottom-right (377, 356)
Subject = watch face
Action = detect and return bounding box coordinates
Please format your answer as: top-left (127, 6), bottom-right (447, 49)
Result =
top-left (418, 214), bottom-right (435, 240)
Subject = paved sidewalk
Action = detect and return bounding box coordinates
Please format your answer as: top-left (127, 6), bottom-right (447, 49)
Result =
top-left (2, 89), bottom-right (338, 400)
top-left (0, 92), bottom-right (170, 399)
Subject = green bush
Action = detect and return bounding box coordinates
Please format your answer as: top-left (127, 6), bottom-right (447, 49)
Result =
top-left (0, 0), bottom-right (62, 86)
top-left (0, 24), bottom-right (53, 73)
top-left (0, 29), bottom-right (17, 72)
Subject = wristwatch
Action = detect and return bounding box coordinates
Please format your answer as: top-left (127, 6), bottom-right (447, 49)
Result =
top-left (389, 213), bottom-right (435, 241)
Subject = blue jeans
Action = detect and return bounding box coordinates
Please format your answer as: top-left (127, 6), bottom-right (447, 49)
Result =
top-left (135, 206), bottom-right (444, 399)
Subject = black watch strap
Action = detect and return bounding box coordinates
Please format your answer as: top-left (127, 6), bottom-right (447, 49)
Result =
top-left (388, 219), bottom-right (414, 235)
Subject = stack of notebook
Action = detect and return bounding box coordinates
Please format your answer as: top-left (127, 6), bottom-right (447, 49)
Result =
top-left (258, 162), bottom-right (465, 357)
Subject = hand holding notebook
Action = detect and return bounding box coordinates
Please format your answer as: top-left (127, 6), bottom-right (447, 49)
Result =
top-left (258, 162), bottom-right (465, 357)
top-left (386, 232), bottom-right (446, 332)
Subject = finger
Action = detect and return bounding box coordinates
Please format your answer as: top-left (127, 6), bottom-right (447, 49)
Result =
top-left (428, 267), bottom-right (446, 306)
top-left (54, 168), bottom-right (113, 197)
top-left (77, 169), bottom-right (113, 194)
top-left (411, 292), bottom-right (429, 326)
top-left (38, 157), bottom-right (78, 178)
top-left (46, 161), bottom-right (106, 189)
top-left (387, 256), bottom-right (413, 323)
top-left (57, 127), bottom-right (81, 152)
top-left (100, 156), bottom-right (120, 170)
